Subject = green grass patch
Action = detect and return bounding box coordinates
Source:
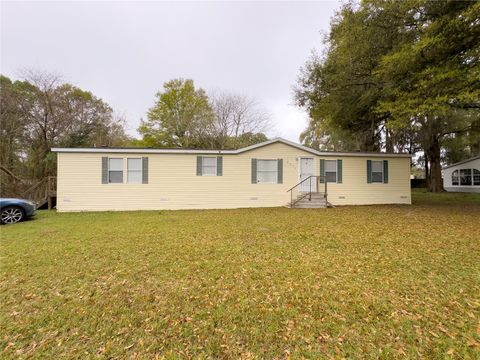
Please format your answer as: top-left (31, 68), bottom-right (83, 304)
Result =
top-left (1, 192), bottom-right (479, 358)
top-left (412, 188), bottom-right (480, 205)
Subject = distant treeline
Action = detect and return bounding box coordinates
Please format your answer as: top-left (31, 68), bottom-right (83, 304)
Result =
top-left (0, 73), bottom-right (269, 192)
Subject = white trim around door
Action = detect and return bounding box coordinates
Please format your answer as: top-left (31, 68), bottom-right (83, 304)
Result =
top-left (299, 157), bottom-right (317, 192)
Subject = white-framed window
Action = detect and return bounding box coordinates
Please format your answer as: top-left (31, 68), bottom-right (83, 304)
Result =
top-left (452, 168), bottom-right (480, 186)
top-left (474, 169), bottom-right (480, 185)
top-left (127, 158), bottom-right (142, 183)
top-left (452, 170), bottom-right (459, 185)
top-left (257, 159), bottom-right (278, 183)
top-left (325, 160), bottom-right (337, 182)
top-left (371, 160), bottom-right (383, 183)
top-left (201, 156), bottom-right (217, 176)
top-left (108, 158), bottom-right (123, 183)
top-left (460, 169), bottom-right (471, 185)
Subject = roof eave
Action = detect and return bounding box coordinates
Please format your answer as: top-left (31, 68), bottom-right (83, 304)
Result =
top-left (50, 148), bottom-right (237, 154)
top-left (442, 155), bottom-right (480, 170)
top-left (51, 138), bottom-right (412, 157)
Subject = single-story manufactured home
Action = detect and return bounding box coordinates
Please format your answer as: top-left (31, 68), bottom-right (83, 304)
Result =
top-left (51, 138), bottom-right (412, 211)
top-left (442, 156), bottom-right (480, 193)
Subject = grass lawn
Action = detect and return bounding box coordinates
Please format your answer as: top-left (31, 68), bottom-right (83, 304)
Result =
top-left (1, 192), bottom-right (479, 359)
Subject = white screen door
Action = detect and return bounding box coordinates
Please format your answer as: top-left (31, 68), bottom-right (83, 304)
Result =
top-left (299, 158), bottom-right (316, 192)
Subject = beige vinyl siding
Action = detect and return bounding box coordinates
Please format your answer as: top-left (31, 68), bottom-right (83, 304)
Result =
top-left (324, 157), bottom-right (411, 205)
top-left (56, 142), bottom-right (411, 211)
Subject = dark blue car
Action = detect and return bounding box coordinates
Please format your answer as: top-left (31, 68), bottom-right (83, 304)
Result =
top-left (0, 198), bottom-right (36, 224)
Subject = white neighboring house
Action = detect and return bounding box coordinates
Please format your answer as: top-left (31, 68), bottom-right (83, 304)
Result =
top-left (442, 156), bottom-right (480, 193)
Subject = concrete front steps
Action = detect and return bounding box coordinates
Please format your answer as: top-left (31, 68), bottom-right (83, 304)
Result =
top-left (290, 192), bottom-right (329, 208)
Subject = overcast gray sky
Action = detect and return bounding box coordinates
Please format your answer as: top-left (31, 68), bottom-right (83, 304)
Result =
top-left (1, 0), bottom-right (340, 142)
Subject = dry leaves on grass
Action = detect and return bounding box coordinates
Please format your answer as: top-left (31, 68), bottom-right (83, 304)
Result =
top-left (1, 191), bottom-right (479, 358)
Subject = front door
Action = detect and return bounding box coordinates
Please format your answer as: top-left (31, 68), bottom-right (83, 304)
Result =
top-left (299, 158), bottom-right (316, 192)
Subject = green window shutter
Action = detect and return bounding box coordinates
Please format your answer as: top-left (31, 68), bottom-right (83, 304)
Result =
top-left (367, 160), bottom-right (372, 183)
top-left (383, 160), bottom-right (389, 183)
top-left (217, 156), bottom-right (223, 176)
top-left (251, 158), bottom-right (257, 184)
top-left (196, 156), bottom-right (203, 176)
top-left (337, 159), bottom-right (342, 183)
top-left (142, 157), bottom-right (149, 184)
top-left (102, 157), bottom-right (108, 184)
top-left (277, 159), bottom-right (283, 184)
top-left (319, 159), bottom-right (325, 183)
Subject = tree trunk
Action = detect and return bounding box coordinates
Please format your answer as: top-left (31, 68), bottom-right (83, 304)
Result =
top-left (426, 138), bottom-right (444, 192)
top-left (385, 127), bottom-right (394, 153)
top-left (424, 152), bottom-right (429, 188)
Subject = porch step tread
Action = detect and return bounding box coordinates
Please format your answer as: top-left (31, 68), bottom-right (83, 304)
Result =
top-left (297, 194), bottom-right (325, 199)
top-left (292, 204), bottom-right (328, 208)
top-left (294, 205), bottom-right (327, 208)
top-left (295, 202), bottom-right (327, 205)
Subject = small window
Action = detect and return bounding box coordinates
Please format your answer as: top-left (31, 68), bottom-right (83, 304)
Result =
top-left (371, 161), bottom-right (383, 183)
top-left (460, 168), bottom-right (472, 186)
top-left (257, 159), bottom-right (278, 183)
top-left (108, 158), bottom-right (123, 183)
top-left (452, 170), bottom-right (459, 185)
top-left (474, 169), bottom-right (480, 186)
top-left (202, 157), bottom-right (217, 176)
top-left (325, 160), bottom-right (337, 182)
top-left (127, 158), bottom-right (142, 183)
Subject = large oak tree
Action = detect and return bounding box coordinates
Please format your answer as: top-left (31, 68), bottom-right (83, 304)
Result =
top-left (296, 0), bottom-right (480, 192)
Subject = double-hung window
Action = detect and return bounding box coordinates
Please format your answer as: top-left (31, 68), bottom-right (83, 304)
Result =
top-left (196, 156), bottom-right (222, 176)
top-left (108, 158), bottom-right (123, 183)
top-left (371, 160), bottom-right (384, 183)
top-left (320, 159), bottom-right (342, 184)
top-left (257, 159), bottom-right (278, 183)
top-left (202, 157), bottom-right (217, 176)
top-left (103, 157), bottom-right (148, 184)
top-left (127, 158), bottom-right (142, 183)
top-left (325, 160), bottom-right (337, 182)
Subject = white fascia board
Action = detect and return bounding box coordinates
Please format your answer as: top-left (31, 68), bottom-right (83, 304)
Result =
top-left (51, 137), bottom-right (412, 158)
top-left (235, 138), bottom-right (411, 157)
top-left (442, 156), bottom-right (480, 170)
top-left (314, 151), bottom-right (412, 158)
top-left (235, 137), bottom-right (319, 155)
top-left (51, 148), bottom-right (236, 154)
